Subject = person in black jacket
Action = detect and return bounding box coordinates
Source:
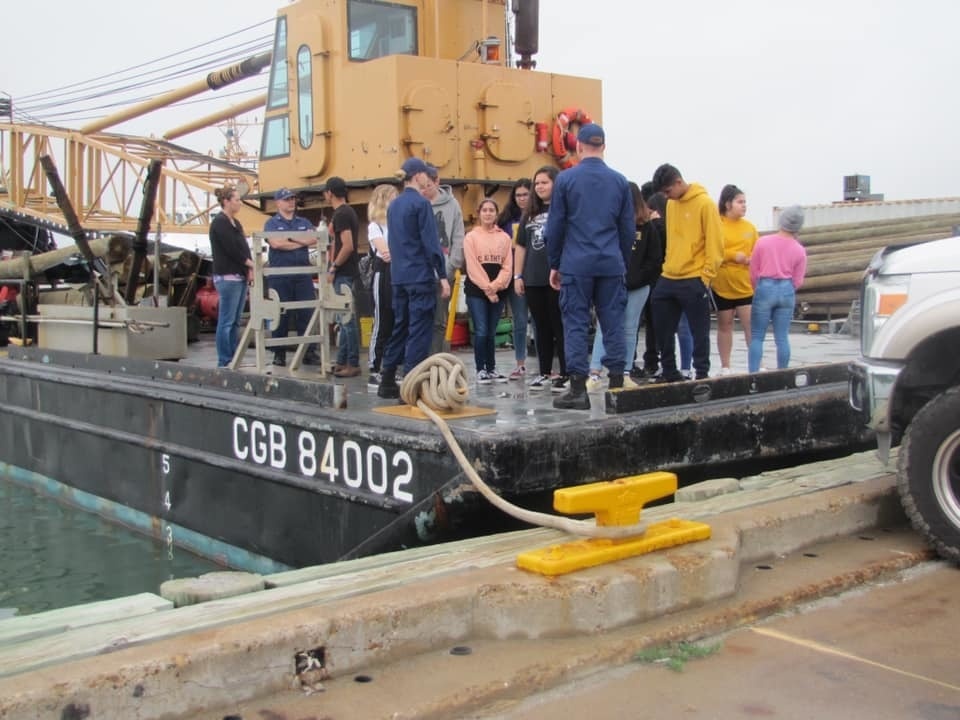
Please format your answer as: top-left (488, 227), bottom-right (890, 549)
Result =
top-left (586, 182), bottom-right (663, 390)
top-left (209, 185), bottom-right (254, 367)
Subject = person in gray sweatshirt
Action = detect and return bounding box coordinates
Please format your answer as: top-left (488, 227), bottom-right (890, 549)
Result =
top-left (421, 163), bottom-right (466, 353)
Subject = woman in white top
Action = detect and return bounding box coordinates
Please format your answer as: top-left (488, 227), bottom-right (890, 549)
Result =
top-left (366, 184), bottom-right (398, 387)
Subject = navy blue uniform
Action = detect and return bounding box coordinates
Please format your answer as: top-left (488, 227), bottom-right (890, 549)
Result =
top-left (545, 157), bottom-right (634, 377)
top-left (264, 213), bottom-right (316, 352)
top-left (382, 187), bottom-right (445, 373)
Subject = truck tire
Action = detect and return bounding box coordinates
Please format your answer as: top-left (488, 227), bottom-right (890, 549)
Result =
top-left (897, 385), bottom-right (960, 563)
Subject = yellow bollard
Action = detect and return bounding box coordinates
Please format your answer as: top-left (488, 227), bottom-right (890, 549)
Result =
top-left (517, 472), bottom-right (711, 576)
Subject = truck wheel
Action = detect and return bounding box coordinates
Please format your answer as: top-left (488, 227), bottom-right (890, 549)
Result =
top-left (898, 385), bottom-right (960, 563)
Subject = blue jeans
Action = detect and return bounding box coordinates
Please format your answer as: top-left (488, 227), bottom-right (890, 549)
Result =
top-left (466, 295), bottom-right (504, 373)
top-left (749, 278), bottom-right (795, 372)
top-left (334, 275), bottom-right (360, 368)
top-left (214, 278), bottom-right (248, 367)
top-left (506, 283), bottom-right (528, 364)
top-left (591, 285), bottom-right (650, 371)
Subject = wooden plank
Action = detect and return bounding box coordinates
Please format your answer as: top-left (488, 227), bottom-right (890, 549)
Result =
top-left (0, 593), bottom-right (172, 646)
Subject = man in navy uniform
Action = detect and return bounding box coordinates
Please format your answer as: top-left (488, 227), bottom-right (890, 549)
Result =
top-left (377, 158), bottom-right (451, 399)
top-left (264, 188), bottom-right (319, 367)
top-left (545, 123), bottom-right (634, 410)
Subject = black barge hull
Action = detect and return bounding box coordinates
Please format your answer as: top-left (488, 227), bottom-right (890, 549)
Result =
top-left (0, 349), bottom-right (870, 569)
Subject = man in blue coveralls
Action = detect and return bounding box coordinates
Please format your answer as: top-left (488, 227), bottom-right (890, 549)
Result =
top-left (264, 187), bottom-right (320, 367)
top-left (377, 158), bottom-right (451, 400)
top-left (545, 123), bottom-right (634, 410)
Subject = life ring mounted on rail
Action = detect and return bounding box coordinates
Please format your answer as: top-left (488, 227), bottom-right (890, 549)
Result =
top-left (551, 107), bottom-right (593, 169)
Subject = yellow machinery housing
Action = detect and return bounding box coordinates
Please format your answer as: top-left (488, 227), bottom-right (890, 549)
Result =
top-left (257, 0), bottom-right (601, 216)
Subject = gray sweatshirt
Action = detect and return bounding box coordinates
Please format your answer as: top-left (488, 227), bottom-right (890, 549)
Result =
top-left (431, 185), bottom-right (465, 280)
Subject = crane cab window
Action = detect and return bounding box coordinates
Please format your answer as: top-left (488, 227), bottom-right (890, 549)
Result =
top-left (348, 0), bottom-right (418, 61)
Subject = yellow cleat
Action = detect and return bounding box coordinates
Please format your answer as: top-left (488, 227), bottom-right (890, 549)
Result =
top-left (517, 472), bottom-right (711, 576)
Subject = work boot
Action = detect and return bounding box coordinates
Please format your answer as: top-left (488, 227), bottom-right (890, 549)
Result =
top-left (272, 352), bottom-right (286, 367)
top-left (553, 374), bottom-right (590, 410)
top-left (608, 373), bottom-right (624, 389)
top-left (377, 368), bottom-right (400, 399)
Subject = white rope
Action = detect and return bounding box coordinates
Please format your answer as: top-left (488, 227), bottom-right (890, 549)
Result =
top-left (400, 353), bottom-right (648, 539)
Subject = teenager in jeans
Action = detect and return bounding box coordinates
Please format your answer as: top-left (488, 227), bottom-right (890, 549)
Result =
top-left (463, 198), bottom-right (513, 383)
top-left (497, 179), bottom-right (533, 380)
top-left (748, 205), bottom-right (807, 372)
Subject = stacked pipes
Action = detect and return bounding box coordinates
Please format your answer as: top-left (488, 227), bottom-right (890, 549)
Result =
top-left (790, 214), bottom-right (960, 318)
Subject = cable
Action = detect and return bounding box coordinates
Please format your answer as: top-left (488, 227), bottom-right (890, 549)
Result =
top-left (16, 39), bottom-right (272, 115)
top-left (398, 354), bottom-right (649, 539)
top-left (14, 20), bottom-right (274, 103)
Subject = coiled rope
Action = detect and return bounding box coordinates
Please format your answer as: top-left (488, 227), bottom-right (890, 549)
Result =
top-left (400, 353), bottom-right (648, 539)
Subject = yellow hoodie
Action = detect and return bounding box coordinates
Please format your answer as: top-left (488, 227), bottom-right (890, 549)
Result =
top-left (661, 183), bottom-right (724, 285)
top-left (713, 216), bottom-right (759, 299)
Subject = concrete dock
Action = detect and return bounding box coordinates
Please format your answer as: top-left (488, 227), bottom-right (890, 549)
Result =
top-left (0, 446), bottom-right (938, 720)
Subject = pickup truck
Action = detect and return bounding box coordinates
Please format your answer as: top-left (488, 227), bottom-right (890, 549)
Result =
top-left (849, 235), bottom-right (960, 562)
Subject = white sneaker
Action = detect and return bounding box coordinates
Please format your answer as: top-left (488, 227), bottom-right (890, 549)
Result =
top-left (681, 369), bottom-right (693, 379)
top-left (719, 367), bottom-right (733, 377)
top-left (476, 370), bottom-right (492, 385)
top-left (585, 373), bottom-right (604, 393)
top-left (490, 369), bottom-right (508, 383)
top-left (622, 375), bottom-right (639, 389)
top-left (529, 374), bottom-right (549, 390)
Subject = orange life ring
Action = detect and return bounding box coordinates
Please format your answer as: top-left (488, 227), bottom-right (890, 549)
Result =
top-left (551, 107), bottom-right (593, 169)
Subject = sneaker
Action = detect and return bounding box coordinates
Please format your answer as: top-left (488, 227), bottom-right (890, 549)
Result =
top-left (302, 352), bottom-right (320, 366)
top-left (490, 369), bottom-right (509, 383)
top-left (585, 373), bottom-right (604, 393)
top-left (622, 375), bottom-right (639, 389)
top-left (271, 352), bottom-right (286, 367)
top-left (508, 365), bottom-right (526, 380)
top-left (529, 374), bottom-right (549, 390)
top-left (681, 369), bottom-right (693, 379)
top-left (476, 370), bottom-right (492, 385)
top-left (367, 373), bottom-right (381, 389)
top-left (718, 367), bottom-right (733, 377)
top-left (550, 375), bottom-right (570, 393)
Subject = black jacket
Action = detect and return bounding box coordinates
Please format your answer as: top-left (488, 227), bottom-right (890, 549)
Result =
top-left (624, 218), bottom-right (664, 290)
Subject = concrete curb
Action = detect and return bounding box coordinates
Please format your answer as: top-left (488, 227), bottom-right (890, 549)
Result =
top-left (0, 476), bottom-right (907, 720)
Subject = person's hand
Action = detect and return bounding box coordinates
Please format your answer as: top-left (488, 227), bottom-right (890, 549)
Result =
top-left (549, 269), bottom-right (561, 291)
top-left (734, 251), bottom-right (748, 265)
top-left (440, 278), bottom-right (451, 299)
top-left (381, 249), bottom-right (391, 262)
top-left (514, 277), bottom-right (525, 296)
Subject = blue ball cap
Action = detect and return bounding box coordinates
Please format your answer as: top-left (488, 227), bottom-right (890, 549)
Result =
top-left (275, 187), bottom-right (295, 201)
top-left (401, 157), bottom-right (430, 178)
top-left (577, 122), bottom-right (605, 147)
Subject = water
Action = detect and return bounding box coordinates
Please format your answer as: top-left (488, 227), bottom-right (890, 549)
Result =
top-left (0, 479), bottom-right (224, 616)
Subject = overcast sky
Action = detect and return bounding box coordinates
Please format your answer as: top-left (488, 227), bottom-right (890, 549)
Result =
top-left (3, 0), bottom-right (958, 228)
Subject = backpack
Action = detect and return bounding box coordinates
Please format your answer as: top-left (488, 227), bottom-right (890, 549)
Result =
top-left (358, 252), bottom-right (375, 290)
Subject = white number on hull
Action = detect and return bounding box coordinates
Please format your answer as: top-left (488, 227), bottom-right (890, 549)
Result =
top-left (231, 417), bottom-right (417, 503)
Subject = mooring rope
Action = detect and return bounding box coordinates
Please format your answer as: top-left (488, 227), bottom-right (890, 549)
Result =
top-left (399, 353), bottom-right (648, 539)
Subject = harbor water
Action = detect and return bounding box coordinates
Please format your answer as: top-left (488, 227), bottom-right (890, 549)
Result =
top-left (0, 479), bottom-right (223, 617)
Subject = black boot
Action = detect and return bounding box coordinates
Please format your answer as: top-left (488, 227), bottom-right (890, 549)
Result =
top-left (272, 351), bottom-right (286, 367)
top-left (608, 373), bottom-right (624, 389)
top-left (553, 374), bottom-right (590, 410)
top-left (377, 368), bottom-right (400, 399)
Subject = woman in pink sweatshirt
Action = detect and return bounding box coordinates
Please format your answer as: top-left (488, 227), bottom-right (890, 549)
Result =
top-left (463, 198), bottom-right (513, 383)
top-left (748, 205), bottom-right (808, 372)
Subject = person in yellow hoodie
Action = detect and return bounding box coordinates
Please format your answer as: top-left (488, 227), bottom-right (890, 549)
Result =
top-left (649, 164), bottom-right (724, 381)
top-left (714, 184), bottom-right (758, 374)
